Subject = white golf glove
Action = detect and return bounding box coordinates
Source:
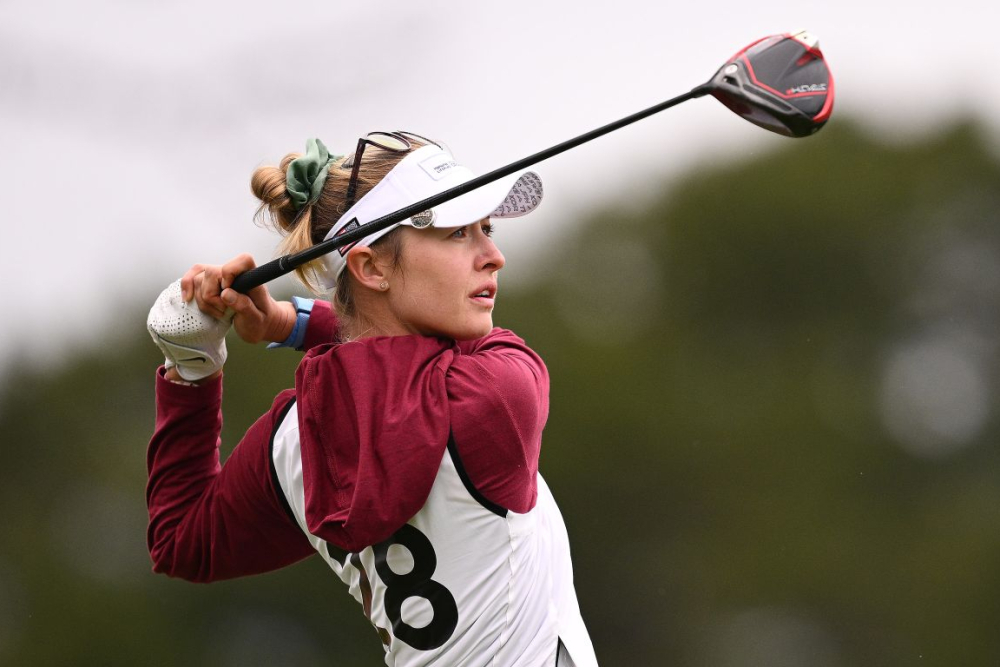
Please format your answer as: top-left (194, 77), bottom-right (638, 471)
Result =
top-left (147, 279), bottom-right (233, 381)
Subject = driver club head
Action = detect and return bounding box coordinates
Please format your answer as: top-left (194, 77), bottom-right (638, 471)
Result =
top-left (707, 30), bottom-right (834, 138)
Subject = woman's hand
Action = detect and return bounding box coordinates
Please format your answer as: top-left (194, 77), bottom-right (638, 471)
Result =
top-left (180, 254), bottom-right (296, 345)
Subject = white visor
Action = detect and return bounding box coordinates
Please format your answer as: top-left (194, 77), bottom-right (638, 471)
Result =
top-left (314, 144), bottom-right (543, 290)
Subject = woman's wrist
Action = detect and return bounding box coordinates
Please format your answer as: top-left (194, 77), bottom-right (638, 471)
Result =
top-left (264, 301), bottom-right (298, 344)
top-left (266, 297), bottom-right (315, 350)
top-left (165, 366), bottom-right (221, 385)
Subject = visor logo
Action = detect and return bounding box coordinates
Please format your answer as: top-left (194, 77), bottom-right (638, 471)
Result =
top-left (335, 219), bottom-right (361, 256)
top-left (419, 153), bottom-right (459, 181)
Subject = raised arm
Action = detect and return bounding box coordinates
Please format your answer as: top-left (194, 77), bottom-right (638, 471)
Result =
top-left (146, 258), bottom-right (318, 581)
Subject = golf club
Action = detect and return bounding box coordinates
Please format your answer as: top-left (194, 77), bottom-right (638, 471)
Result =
top-left (231, 30), bottom-right (833, 294)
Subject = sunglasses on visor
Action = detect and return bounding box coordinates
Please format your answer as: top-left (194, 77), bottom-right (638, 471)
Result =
top-left (341, 131), bottom-right (441, 209)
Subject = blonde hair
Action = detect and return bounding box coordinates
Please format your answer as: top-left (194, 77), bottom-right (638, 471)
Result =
top-left (250, 139), bottom-right (426, 318)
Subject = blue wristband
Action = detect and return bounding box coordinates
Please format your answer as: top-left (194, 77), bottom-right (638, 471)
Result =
top-left (266, 297), bottom-right (315, 350)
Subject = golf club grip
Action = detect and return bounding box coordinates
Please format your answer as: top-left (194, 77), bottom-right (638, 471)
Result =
top-left (231, 258), bottom-right (287, 294)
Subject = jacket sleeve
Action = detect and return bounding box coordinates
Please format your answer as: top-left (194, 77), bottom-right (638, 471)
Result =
top-left (301, 299), bottom-right (339, 351)
top-left (146, 369), bottom-right (314, 582)
top-left (447, 329), bottom-right (550, 513)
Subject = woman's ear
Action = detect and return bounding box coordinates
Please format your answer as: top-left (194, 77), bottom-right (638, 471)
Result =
top-left (344, 246), bottom-right (389, 291)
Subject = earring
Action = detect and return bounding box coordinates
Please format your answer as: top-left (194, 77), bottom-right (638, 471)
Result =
top-left (379, 281), bottom-right (389, 291)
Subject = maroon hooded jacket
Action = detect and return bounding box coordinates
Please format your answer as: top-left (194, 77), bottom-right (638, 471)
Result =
top-left (147, 300), bottom-right (548, 582)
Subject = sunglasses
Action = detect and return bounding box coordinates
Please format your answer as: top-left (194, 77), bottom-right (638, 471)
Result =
top-left (341, 131), bottom-right (441, 209)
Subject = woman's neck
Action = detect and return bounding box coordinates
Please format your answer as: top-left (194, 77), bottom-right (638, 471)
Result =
top-left (339, 309), bottom-right (413, 342)
top-left (339, 314), bottom-right (377, 342)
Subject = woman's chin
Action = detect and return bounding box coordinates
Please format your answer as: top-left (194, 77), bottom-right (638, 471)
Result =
top-left (448, 317), bottom-right (494, 341)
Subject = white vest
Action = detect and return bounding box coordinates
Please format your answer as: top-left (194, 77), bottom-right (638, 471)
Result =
top-left (271, 401), bottom-right (597, 667)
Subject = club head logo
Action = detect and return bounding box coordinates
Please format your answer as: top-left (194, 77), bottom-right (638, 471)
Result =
top-left (786, 83), bottom-right (827, 95)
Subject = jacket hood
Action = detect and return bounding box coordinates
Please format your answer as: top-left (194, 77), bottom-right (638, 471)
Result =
top-left (294, 335), bottom-right (456, 552)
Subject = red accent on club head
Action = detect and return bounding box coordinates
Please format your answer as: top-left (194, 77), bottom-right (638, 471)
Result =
top-left (778, 32), bottom-right (835, 122)
top-left (813, 72), bottom-right (835, 123)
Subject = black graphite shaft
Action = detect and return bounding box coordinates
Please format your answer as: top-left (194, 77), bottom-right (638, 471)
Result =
top-left (232, 85), bottom-right (708, 293)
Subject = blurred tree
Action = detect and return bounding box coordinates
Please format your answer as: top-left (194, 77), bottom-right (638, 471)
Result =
top-left (1, 119), bottom-right (999, 666)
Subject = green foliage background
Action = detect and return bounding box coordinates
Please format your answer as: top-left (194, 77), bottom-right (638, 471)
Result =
top-left (2, 120), bottom-right (999, 665)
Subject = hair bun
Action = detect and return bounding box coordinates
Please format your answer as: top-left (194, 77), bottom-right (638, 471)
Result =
top-left (250, 155), bottom-right (300, 233)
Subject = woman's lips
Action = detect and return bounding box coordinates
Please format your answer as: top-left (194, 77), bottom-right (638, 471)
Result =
top-left (470, 283), bottom-right (497, 305)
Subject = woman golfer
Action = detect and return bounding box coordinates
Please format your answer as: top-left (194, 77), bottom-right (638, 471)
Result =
top-left (146, 132), bottom-right (598, 666)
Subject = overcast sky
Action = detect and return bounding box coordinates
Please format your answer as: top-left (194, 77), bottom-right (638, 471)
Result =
top-left (2, 0), bottom-right (998, 376)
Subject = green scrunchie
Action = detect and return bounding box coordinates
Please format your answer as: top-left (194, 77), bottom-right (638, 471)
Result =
top-left (285, 138), bottom-right (344, 211)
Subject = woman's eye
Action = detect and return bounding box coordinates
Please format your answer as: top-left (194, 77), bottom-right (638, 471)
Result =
top-left (450, 223), bottom-right (492, 239)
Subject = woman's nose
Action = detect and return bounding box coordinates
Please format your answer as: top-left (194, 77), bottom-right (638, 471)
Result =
top-left (479, 235), bottom-right (505, 272)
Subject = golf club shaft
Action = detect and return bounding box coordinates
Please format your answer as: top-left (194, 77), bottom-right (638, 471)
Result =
top-left (232, 85), bottom-right (710, 294)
